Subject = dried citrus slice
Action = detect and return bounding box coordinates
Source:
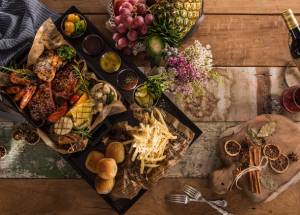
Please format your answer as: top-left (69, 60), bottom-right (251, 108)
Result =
top-left (270, 153), bottom-right (289, 174)
top-left (224, 140), bottom-right (241, 157)
top-left (263, 144), bottom-right (280, 160)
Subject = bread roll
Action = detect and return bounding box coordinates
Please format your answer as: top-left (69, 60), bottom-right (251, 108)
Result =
top-left (85, 151), bottom-right (104, 173)
top-left (95, 176), bottom-right (115, 194)
top-left (105, 142), bottom-right (125, 164)
top-left (96, 158), bottom-right (118, 179)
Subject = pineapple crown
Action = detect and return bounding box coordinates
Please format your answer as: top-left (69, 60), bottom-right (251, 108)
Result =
top-left (147, 0), bottom-right (185, 47)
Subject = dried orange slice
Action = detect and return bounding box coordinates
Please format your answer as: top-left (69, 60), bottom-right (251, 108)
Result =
top-left (224, 140), bottom-right (241, 157)
top-left (263, 144), bottom-right (280, 161)
top-left (270, 153), bottom-right (289, 174)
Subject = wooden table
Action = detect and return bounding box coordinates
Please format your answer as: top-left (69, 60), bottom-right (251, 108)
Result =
top-left (1, 0), bottom-right (300, 214)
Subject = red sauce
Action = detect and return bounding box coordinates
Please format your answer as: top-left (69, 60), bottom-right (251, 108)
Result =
top-left (281, 86), bottom-right (300, 112)
top-left (82, 34), bottom-right (104, 56)
top-left (117, 69), bottom-right (139, 91)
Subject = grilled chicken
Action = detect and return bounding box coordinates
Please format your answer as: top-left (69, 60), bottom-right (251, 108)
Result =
top-left (52, 64), bottom-right (78, 99)
top-left (34, 51), bottom-right (63, 82)
top-left (28, 82), bottom-right (56, 122)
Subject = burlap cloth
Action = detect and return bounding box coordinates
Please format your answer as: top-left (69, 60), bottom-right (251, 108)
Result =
top-left (211, 114), bottom-right (300, 203)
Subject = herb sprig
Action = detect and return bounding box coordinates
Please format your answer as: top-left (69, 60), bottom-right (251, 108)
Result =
top-left (72, 64), bottom-right (89, 93)
top-left (0, 66), bottom-right (36, 79)
top-left (73, 127), bottom-right (91, 139)
top-left (145, 74), bottom-right (168, 99)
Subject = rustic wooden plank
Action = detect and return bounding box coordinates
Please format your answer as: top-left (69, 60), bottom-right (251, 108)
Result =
top-left (0, 179), bottom-right (115, 215)
top-left (41, 0), bottom-right (109, 14)
top-left (0, 178), bottom-right (299, 215)
top-left (0, 122), bottom-right (78, 178)
top-left (86, 14), bottom-right (295, 67)
top-left (184, 15), bottom-right (294, 67)
top-left (205, 0), bottom-right (300, 15)
top-left (0, 120), bottom-right (235, 178)
top-left (42, 0), bottom-right (300, 15)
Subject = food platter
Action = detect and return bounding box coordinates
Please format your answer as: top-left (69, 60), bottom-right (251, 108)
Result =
top-left (0, 6), bottom-right (202, 214)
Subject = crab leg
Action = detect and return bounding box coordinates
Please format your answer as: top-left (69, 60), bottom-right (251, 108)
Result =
top-left (19, 85), bottom-right (37, 110)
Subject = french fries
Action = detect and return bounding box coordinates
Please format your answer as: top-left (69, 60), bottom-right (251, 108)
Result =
top-left (129, 108), bottom-right (177, 174)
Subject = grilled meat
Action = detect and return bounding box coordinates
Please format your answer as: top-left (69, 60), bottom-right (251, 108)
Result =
top-left (52, 64), bottom-right (78, 99)
top-left (28, 82), bottom-right (56, 122)
top-left (19, 85), bottom-right (37, 110)
top-left (9, 73), bottom-right (32, 85)
top-left (34, 51), bottom-right (63, 82)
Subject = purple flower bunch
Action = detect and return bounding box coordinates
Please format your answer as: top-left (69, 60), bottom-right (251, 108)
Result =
top-left (167, 54), bottom-right (200, 82)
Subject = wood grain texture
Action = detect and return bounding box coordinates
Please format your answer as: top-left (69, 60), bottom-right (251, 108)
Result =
top-left (0, 178), bottom-right (299, 215)
top-left (85, 14), bottom-right (295, 67)
top-left (205, 0), bottom-right (300, 15)
top-left (40, 0), bottom-right (109, 13)
top-left (41, 0), bottom-right (300, 14)
top-left (184, 15), bottom-right (295, 67)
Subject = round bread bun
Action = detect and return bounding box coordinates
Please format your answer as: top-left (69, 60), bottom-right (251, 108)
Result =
top-left (96, 158), bottom-right (118, 180)
top-left (85, 151), bottom-right (104, 173)
top-left (95, 177), bottom-right (115, 195)
top-left (105, 142), bottom-right (125, 164)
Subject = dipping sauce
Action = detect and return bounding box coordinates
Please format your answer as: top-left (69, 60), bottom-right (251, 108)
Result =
top-left (117, 69), bottom-right (139, 91)
top-left (100, 52), bottom-right (121, 73)
top-left (82, 34), bottom-right (104, 56)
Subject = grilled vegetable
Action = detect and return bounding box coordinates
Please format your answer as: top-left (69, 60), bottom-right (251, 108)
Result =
top-left (48, 102), bottom-right (68, 123)
top-left (54, 116), bottom-right (73, 135)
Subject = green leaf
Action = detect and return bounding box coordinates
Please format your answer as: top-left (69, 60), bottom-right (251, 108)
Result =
top-left (106, 93), bottom-right (115, 105)
top-left (257, 121), bottom-right (277, 138)
top-left (57, 45), bottom-right (76, 61)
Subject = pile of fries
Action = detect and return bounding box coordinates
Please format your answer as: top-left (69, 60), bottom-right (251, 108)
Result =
top-left (129, 109), bottom-right (177, 174)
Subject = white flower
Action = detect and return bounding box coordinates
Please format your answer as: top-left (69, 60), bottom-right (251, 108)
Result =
top-left (132, 42), bottom-right (146, 56)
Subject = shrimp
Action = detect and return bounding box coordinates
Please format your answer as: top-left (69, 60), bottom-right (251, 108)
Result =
top-left (19, 85), bottom-right (37, 110)
top-left (6, 86), bottom-right (21, 94)
top-left (9, 73), bottom-right (32, 86)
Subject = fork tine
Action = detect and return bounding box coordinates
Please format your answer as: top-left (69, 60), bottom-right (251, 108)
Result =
top-left (166, 194), bottom-right (187, 204)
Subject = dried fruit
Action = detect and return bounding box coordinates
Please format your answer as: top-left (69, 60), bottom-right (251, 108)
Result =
top-left (270, 153), bottom-right (289, 174)
top-left (224, 140), bottom-right (241, 157)
top-left (263, 144), bottom-right (280, 161)
top-left (257, 121), bottom-right (276, 138)
top-left (288, 152), bottom-right (299, 162)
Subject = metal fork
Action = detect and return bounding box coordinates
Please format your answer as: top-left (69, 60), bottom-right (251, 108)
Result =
top-left (166, 194), bottom-right (232, 215)
top-left (184, 185), bottom-right (228, 208)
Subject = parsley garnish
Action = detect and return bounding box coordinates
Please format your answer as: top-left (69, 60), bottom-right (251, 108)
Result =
top-left (57, 45), bottom-right (76, 61)
top-left (75, 20), bottom-right (86, 35)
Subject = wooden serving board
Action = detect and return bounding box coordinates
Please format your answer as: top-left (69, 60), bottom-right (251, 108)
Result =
top-left (212, 114), bottom-right (300, 203)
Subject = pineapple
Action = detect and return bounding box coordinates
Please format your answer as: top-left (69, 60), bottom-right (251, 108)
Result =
top-left (146, 0), bottom-right (202, 59)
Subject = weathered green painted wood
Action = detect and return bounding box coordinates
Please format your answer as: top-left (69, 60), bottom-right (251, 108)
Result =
top-left (0, 122), bottom-right (78, 178)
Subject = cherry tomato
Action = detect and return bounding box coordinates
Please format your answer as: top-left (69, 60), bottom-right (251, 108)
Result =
top-left (69, 94), bottom-right (81, 105)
